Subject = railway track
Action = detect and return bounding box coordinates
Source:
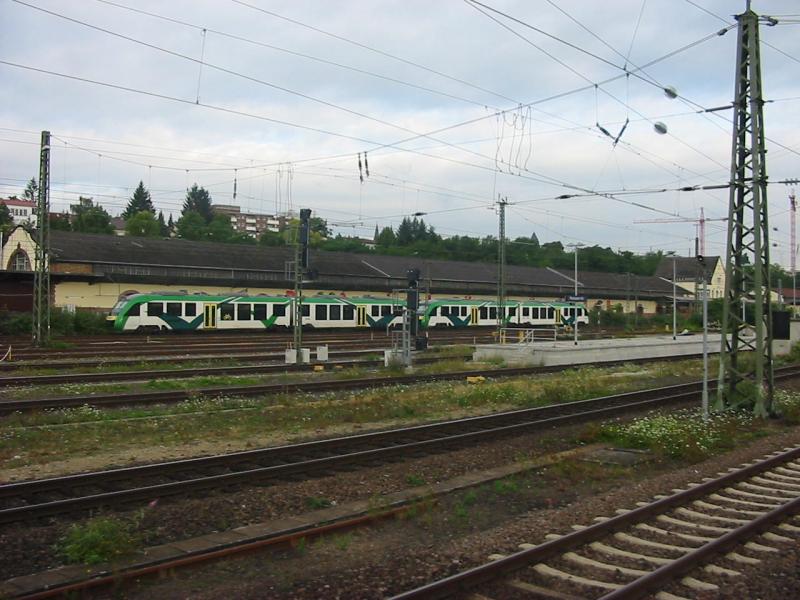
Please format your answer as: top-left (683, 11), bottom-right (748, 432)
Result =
top-left (0, 355), bottom-right (710, 413)
top-left (3, 330), bottom-right (493, 361)
top-left (0, 374), bottom-right (742, 526)
top-left (391, 445), bottom-right (800, 600)
top-left (0, 353), bottom-right (469, 388)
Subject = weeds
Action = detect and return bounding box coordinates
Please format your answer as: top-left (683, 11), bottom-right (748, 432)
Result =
top-left (405, 473), bottom-right (426, 486)
top-left (599, 408), bottom-right (756, 461)
top-left (305, 496), bottom-right (332, 510)
top-left (58, 516), bottom-right (140, 565)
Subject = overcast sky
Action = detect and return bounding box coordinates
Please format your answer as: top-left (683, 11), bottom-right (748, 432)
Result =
top-left (1, 0), bottom-right (798, 264)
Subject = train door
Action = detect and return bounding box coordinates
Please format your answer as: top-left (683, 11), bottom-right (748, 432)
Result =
top-left (203, 304), bottom-right (217, 329)
top-left (554, 308), bottom-right (561, 326)
top-left (470, 306), bottom-right (478, 326)
top-left (357, 305), bottom-right (367, 327)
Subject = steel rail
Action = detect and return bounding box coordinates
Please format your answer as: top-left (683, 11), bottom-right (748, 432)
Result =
top-left (0, 381), bottom-right (709, 524)
top-left (389, 444), bottom-right (800, 600)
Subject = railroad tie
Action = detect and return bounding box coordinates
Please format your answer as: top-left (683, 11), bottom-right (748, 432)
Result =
top-left (724, 486), bottom-right (792, 502)
top-left (612, 532), bottom-right (695, 554)
top-left (761, 531), bottom-right (794, 543)
top-left (562, 551), bottom-right (650, 576)
top-left (778, 522), bottom-right (800, 533)
top-left (636, 522), bottom-right (714, 543)
top-left (679, 576), bottom-right (719, 592)
top-left (692, 499), bottom-right (765, 516)
top-left (588, 541), bottom-right (671, 565)
top-left (675, 506), bottom-right (750, 525)
top-left (532, 563), bottom-right (621, 591)
top-left (505, 578), bottom-right (581, 600)
top-left (656, 514), bottom-right (732, 534)
top-left (724, 552), bottom-right (761, 565)
top-left (738, 481), bottom-right (797, 496)
top-left (708, 492), bottom-right (782, 508)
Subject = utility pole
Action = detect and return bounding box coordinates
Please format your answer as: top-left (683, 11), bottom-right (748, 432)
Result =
top-left (673, 257), bottom-right (677, 340)
top-left (566, 243), bottom-right (584, 345)
top-left (291, 208), bottom-right (312, 363)
top-left (717, 3), bottom-right (774, 416)
top-left (497, 196), bottom-right (507, 333)
top-left (32, 130), bottom-right (51, 347)
top-left (791, 188), bottom-right (796, 315)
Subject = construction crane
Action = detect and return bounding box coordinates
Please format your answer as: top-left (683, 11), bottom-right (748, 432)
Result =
top-left (634, 207), bottom-right (727, 256)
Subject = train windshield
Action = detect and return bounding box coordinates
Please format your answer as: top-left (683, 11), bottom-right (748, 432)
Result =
top-left (110, 300), bottom-right (128, 315)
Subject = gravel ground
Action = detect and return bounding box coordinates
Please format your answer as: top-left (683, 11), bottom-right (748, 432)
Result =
top-left (92, 423), bottom-right (800, 599)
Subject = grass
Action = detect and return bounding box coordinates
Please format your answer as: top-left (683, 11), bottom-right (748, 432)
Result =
top-left (0, 359), bottom-right (711, 469)
top-left (59, 515), bottom-right (140, 565)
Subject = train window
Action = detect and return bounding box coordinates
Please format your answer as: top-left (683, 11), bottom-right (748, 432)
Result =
top-left (371, 305), bottom-right (380, 317)
top-left (302, 305), bottom-right (310, 317)
top-left (509, 307), bottom-right (517, 317)
top-left (127, 303), bottom-right (141, 317)
top-left (381, 306), bottom-right (391, 317)
top-left (480, 307), bottom-right (488, 319)
top-left (547, 307), bottom-right (554, 319)
top-left (343, 305), bottom-right (354, 320)
top-left (237, 304), bottom-right (251, 320)
top-left (253, 304), bottom-right (267, 320)
top-left (489, 307), bottom-right (497, 319)
top-left (330, 305), bottom-right (341, 320)
top-left (440, 306), bottom-right (448, 317)
top-left (220, 304), bottom-right (234, 320)
top-left (185, 303), bottom-right (197, 317)
top-left (461, 306), bottom-right (467, 317)
top-left (147, 302), bottom-right (163, 316)
top-left (166, 302), bottom-right (182, 316)
top-left (273, 304), bottom-right (286, 317)
top-left (315, 305), bottom-right (327, 320)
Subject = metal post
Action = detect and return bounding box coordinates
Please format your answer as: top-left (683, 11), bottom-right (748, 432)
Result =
top-left (293, 235), bottom-right (303, 362)
top-left (497, 196), bottom-right (507, 333)
top-left (574, 246), bottom-right (578, 345)
top-left (702, 270), bottom-right (709, 420)
top-left (32, 130), bottom-right (51, 347)
top-left (672, 257), bottom-right (677, 340)
top-left (717, 3), bottom-right (773, 415)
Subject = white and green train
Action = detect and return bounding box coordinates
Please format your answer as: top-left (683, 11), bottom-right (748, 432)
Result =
top-left (107, 293), bottom-right (588, 333)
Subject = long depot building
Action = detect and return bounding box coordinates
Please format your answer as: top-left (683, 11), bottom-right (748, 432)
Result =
top-left (0, 226), bottom-right (692, 314)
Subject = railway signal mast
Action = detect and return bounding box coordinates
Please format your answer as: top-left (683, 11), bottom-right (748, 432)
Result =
top-left (717, 2), bottom-right (774, 416)
top-left (635, 207), bottom-right (726, 258)
top-left (32, 131), bottom-right (51, 347)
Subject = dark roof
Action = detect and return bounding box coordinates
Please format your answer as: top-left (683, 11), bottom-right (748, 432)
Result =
top-left (47, 231), bottom-right (678, 299)
top-left (654, 256), bottom-right (720, 281)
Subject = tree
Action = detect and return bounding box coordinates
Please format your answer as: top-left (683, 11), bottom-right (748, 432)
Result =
top-left (125, 210), bottom-right (161, 237)
top-left (123, 181), bottom-right (155, 219)
top-left (207, 214), bottom-right (236, 242)
top-left (157, 210), bottom-right (168, 236)
top-left (375, 226), bottom-right (396, 247)
top-left (259, 230), bottom-right (285, 246)
top-left (182, 184), bottom-right (214, 223)
top-left (23, 178), bottom-right (38, 201)
top-left (309, 216), bottom-right (330, 238)
top-left (176, 210), bottom-right (207, 240)
top-left (0, 203), bottom-right (12, 234)
top-left (167, 213), bottom-right (174, 234)
top-left (70, 197), bottom-right (114, 234)
top-left (49, 213), bottom-right (72, 231)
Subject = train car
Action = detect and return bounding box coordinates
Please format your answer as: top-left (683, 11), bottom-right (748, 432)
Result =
top-left (107, 293), bottom-right (405, 332)
top-left (108, 292), bottom-right (586, 333)
top-left (420, 299), bottom-right (588, 328)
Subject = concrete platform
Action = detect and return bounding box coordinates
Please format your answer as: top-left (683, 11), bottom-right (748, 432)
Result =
top-left (473, 333), bottom-right (728, 367)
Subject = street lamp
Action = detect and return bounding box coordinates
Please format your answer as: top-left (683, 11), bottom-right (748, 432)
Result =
top-left (567, 243), bottom-right (584, 345)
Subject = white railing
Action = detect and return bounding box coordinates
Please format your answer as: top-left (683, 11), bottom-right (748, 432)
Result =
top-left (498, 328), bottom-right (557, 346)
